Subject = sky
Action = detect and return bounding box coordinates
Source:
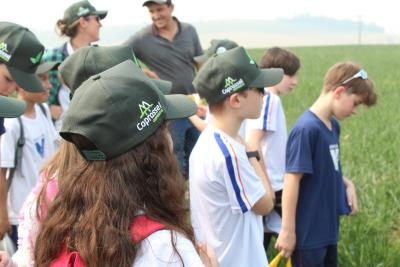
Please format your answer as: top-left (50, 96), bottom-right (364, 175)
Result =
top-left (1, 0), bottom-right (398, 34)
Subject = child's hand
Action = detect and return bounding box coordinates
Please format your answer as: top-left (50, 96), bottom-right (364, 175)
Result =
top-left (50, 105), bottom-right (62, 120)
top-left (343, 177), bottom-right (359, 215)
top-left (275, 229), bottom-right (296, 259)
top-left (0, 251), bottom-right (17, 267)
top-left (197, 242), bottom-right (219, 267)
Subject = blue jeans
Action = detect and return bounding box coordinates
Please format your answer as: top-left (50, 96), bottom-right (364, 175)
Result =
top-left (169, 118), bottom-right (200, 179)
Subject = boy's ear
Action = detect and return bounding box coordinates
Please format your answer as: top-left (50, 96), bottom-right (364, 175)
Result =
top-left (227, 93), bottom-right (242, 108)
top-left (333, 86), bottom-right (346, 99)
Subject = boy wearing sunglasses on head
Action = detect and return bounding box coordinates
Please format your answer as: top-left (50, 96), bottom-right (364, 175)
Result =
top-left (276, 62), bottom-right (377, 266)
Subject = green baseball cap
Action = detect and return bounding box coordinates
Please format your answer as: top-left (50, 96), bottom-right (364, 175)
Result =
top-left (0, 22), bottom-right (45, 92)
top-left (193, 46), bottom-right (284, 105)
top-left (59, 45), bottom-right (172, 95)
top-left (63, 0), bottom-right (107, 27)
top-left (35, 61), bottom-right (60, 75)
top-left (194, 39), bottom-right (239, 64)
top-left (143, 0), bottom-right (171, 6)
top-left (0, 96), bottom-right (26, 118)
top-left (60, 60), bottom-right (197, 161)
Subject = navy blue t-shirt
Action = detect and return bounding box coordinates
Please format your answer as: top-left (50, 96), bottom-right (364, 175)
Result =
top-left (286, 110), bottom-right (351, 250)
top-left (0, 118), bottom-right (5, 136)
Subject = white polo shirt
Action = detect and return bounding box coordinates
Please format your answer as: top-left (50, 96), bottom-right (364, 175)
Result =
top-left (189, 126), bottom-right (268, 267)
top-left (246, 91), bottom-right (287, 191)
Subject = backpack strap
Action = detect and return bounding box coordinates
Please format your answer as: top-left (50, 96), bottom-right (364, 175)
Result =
top-left (130, 215), bottom-right (166, 243)
top-left (7, 117), bottom-right (25, 190)
top-left (50, 244), bottom-right (85, 267)
top-left (50, 215), bottom-right (166, 267)
top-left (38, 103), bottom-right (48, 118)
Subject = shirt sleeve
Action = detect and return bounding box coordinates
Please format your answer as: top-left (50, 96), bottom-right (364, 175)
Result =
top-left (191, 27), bottom-right (203, 58)
top-left (133, 230), bottom-right (204, 267)
top-left (286, 125), bottom-right (314, 174)
top-left (0, 118), bottom-right (20, 168)
top-left (214, 133), bottom-right (265, 214)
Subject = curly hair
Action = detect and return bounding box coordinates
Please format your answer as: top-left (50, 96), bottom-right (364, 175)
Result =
top-left (34, 123), bottom-right (194, 267)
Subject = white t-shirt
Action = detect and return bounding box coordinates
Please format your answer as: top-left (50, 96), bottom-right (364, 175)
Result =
top-left (1, 104), bottom-right (59, 224)
top-left (246, 91), bottom-right (287, 191)
top-left (189, 126), bottom-right (267, 267)
top-left (133, 230), bottom-right (204, 267)
top-left (54, 41), bottom-right (74, 132)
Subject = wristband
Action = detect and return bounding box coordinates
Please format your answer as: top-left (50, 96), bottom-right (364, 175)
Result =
top-left (246, 150), bottom-right (260, 161)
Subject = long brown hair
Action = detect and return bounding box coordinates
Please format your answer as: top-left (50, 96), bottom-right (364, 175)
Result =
top-left (34, 123), bottom-right (194, 267)
top-left (36, 140), bottom-right (84, 221)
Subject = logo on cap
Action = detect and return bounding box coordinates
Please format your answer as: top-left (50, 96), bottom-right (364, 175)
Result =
top-left (222, 76), bottom-right (245, 95)
top-left (77, 7), bottom-right (90, 16)
top-left (30, 51), bottom-right (43, 65)
top-left (245, 50), bottom-right (256, 65)
top-left (0, 42), bottom-right (11, 62)
top-left (137, 101), bottom-right (164, 131)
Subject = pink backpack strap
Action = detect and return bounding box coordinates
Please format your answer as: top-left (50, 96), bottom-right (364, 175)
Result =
top-left (130, 215), bottom-right (166, 243)
top-left (50, 244), bottom-right (85, 267)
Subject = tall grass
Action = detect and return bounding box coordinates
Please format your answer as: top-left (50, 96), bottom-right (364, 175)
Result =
top-left (248, 45), bottom-right (400, 266)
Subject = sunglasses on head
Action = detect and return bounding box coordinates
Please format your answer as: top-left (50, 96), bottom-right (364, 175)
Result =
top-left (341, 69), bottom-right (368, 85)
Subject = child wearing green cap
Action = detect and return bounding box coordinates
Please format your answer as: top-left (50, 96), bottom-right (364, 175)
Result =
top-left (34, 60), bottom-right (218, 266)
top-left (276, 61), bottom-right (377, 266)
top-left (189, 46), bottom-right (283, 266)
top-left (1, 46), bottom-right (171, 266)
top-left (0, 21), bottom-right (47, 250)
top-left (0, 62), bottom-right (59, 248)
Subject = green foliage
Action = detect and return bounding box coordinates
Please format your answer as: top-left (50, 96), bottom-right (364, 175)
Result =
top-left (248, 45), bottom-right (400, 266)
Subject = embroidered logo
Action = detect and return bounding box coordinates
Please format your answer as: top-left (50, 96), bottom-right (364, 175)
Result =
top-left (0, 42), bottom-right (11, 62)
top-left (77, 7), bottom-right (90, 17)
top-left (329, 144), bottom-right (340, 171)
top-left (30, 51), bottom-right (43, 65)
top-left (137, 101), bottom-right (164, 131)
top-left (221, 77), bottom-right (245, 95)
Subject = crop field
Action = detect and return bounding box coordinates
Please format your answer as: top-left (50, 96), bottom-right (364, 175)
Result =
top-left (248, 45), bottom-right (400, 266)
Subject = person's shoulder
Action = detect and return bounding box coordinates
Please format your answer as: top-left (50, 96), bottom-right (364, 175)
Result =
top-left (134, 25), bottom-right (153, 38)
top-left (290, 111), bottom-right (321, 135)
top-left (178, 20), bottom-right (197, 32)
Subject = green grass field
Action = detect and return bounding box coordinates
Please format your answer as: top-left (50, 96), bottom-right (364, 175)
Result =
top-left (248, 45), bottom-right (400, 266)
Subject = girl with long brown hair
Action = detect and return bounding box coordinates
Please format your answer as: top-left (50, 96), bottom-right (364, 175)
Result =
top-left (34, 60), bottom-right (218, 267)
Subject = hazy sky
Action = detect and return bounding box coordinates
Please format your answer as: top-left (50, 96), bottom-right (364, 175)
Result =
top-left (1, 0), bottom-right (398, 34)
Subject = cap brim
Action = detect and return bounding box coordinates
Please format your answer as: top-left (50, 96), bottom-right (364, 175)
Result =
top-left (7, 65), bottom-right (45, 92)
top-left (194, 54), bottom-right (209, 64)
top-left (143, 0), bottom-right (167, 6)
top-left (164, 94), bottom-right (197, 120)
top-left (95, 10), bottom-right (108, 19)
top-left (0, 96), bottom-right (26, 118)
top-left (35, 61), bottom-right (60, 75)
top-left (249, 68), bottom-right (284, 88)
top-left (151, 79), bottom-right (171, 95)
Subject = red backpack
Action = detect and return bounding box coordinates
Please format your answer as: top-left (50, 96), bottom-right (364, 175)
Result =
top-left (50, 215), bottom-right (166, 267)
